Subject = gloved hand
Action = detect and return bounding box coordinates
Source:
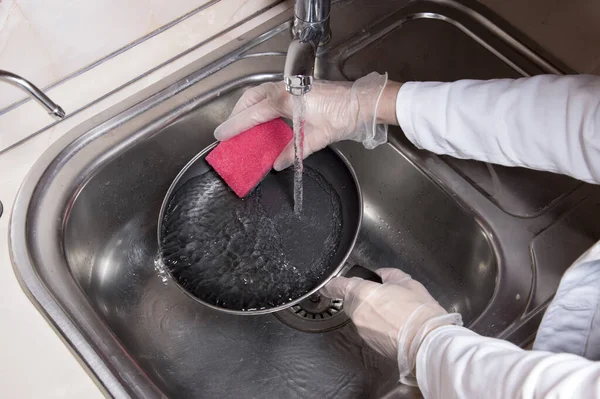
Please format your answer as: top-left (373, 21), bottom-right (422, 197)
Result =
top-left (213, 72), bottom-right (390, 171)
top-left (321, 268), bottom-right (463, 385)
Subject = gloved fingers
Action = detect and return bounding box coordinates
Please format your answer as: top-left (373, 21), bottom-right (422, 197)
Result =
top-left (273, 126), bottom-right (332, 171)
top-left (229, 82), bottom-right (284, 117)
top-left (320, 276), bottom-right (353, 300)
top-left (214, 100), bottom-right (283, 141)
top-left (321, 276), bottom-right (384, 317)
top-left (320, 276), bottom-right (376, 299)
top-left (376, 268), bottom-right (412, 285)
top-left (376, 268), bottom-right (434, 296)
top-left (273, 140), bottom-right (293, 171)
top-left (404, 278), bottom-right (436, 298)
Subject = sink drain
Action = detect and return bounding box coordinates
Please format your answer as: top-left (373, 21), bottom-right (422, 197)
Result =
top-left (0, 201), bottom-right (3, 218)
top-left (274, 294), bottom-right (350, 332)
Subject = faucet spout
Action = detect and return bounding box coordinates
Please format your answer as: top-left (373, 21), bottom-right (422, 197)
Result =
top-left (284, 39), bottom-right (316, 95)
top-left (0, 70), bottom-right (66, 120)
top-left (284, 0), bottom-right (331, 96)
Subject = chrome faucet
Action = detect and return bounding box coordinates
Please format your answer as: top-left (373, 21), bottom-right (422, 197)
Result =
top-left (284, 0), bottom-right (331, 95)
top-left (0, 70), bottom-right (66, 120)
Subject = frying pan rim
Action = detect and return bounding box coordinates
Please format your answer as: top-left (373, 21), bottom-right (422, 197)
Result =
top-left (157, 141), bottom-right (363, 315)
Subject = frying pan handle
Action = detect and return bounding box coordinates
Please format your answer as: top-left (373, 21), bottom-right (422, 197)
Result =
top-left (312, 265), bottom-right (382, 302)
top-left (343, 264), bottom-right (383, 284)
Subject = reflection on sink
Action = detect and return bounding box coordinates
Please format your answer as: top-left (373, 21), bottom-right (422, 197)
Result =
top-left (337, 140), bottom-right (496, 324)
top-left (11, 0), bottom-right (598, 398)
top-left (341, 15), bottom-right (580, 218)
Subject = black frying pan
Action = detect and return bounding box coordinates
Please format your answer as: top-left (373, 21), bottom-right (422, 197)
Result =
top-left (158, 142), bottom-right (381, 314)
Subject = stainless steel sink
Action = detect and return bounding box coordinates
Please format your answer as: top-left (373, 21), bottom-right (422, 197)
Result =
top-left (10, 0), bottom-right (600, 398)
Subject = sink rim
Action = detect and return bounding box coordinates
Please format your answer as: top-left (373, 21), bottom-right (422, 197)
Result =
top-left (9, 1), bottom-right (573, 396)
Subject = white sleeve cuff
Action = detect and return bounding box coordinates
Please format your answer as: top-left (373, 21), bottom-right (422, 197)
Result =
top-left (395, 81), bottom-right (421, 148)
top-left (415, 325), bottom-right (478, 397)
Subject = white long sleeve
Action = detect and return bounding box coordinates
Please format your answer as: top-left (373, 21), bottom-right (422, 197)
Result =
top-left (396, 75), bottom-right (600, 398)
top-left (396, 75), bottom-right (600, 184)
top-left (417, 326), bottom-right (600, 398)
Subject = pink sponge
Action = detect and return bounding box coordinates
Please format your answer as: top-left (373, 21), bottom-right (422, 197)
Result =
top-left (206, 118), bottom-right (293, 198)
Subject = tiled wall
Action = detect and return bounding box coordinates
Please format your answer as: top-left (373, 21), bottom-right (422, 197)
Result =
top-left (0, 0), bottom-right (211, 110)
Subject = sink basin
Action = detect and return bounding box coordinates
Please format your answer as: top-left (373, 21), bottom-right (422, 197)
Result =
top-left (10, 0), bottom-right (600, 397)
top-left (59, 78), bottom-right (490, 397)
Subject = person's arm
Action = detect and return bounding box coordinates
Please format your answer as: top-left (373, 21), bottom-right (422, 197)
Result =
top-left (418, 326), bottom-right (600, 398)
top-left (395, 75), bottom-right (600, 184)
top-left (321, 263), bottom-right (600, 399)
top-left (417, 243), bottom-right (600, 398)
top-left (215, 74), bottom-right (600, 183)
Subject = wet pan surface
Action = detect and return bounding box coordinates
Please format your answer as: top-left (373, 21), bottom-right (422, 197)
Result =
top-left (159, 148), bottom-right (360, 312)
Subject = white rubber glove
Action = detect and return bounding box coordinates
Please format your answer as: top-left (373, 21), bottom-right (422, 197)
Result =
top-left (321, 268), bottom-right (463, 385)
top-left (213, 72), bottom-right (389, 171)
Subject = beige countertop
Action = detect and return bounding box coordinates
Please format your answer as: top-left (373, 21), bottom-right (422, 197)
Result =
top-left (0, 1), bottom-right (290, 397)
top-left (0, 0), bottom-right (597, 397)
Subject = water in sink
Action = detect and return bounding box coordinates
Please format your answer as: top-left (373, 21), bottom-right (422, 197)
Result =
top-left (292, 93), bottom-right (306, 215)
